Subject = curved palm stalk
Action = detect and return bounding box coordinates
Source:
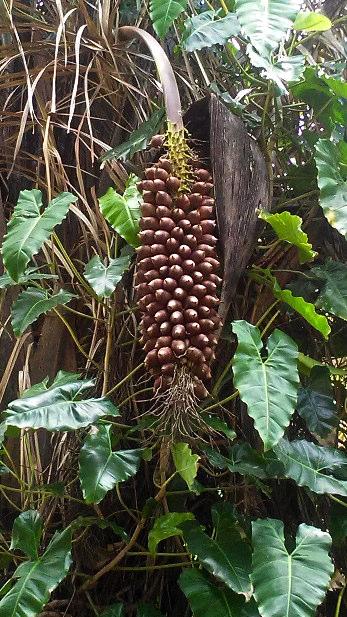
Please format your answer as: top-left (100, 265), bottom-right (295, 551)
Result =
top-left (118, 26), bottom-right (183, 130)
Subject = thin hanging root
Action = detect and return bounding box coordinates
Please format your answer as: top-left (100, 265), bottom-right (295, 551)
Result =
top-left (147, 365), bottom-right (209, 441)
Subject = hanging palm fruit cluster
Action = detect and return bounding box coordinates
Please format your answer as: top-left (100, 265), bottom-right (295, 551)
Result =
top-left (135, 123), bottom-right (222, 435)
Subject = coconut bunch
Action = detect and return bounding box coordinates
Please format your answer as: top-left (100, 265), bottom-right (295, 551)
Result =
top-left (135, 127), bottom-right (222, 435)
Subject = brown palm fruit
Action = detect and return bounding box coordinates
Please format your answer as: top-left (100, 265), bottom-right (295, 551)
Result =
top-left (136, 124), bottom-right (222, 436)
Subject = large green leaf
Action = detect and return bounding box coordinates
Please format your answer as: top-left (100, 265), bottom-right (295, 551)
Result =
top-left (235, 0), bottom-right (300, 57)
top-left (171, 442), bottom-right (199, 490)
top-left (181, 508), bottom-right (252, 595)
top-left (297, 366), bottom-right (337, 437)
top-left (292, 68), bottom-right (347, 131)
top-left (0, 527), bottom-right (72, 617)
top-left (0, 268), bottom-right (57, 289)
top-left (150, 0), bottom-right (187, 38)
top-left (179, 569), bottom-right (259, 617)
top-left (315, 138), bottom-right (347, 238)
top-left (259, 210), bottom-right (316, 263)
top-left (252, 518), bottom-right (333, 617)
top-left (84, 254), bottom-right (130, 298)
top-left (148, 512), bottom-right (194, 554)
top-left (79, 423), bottom-right (143, 504)
top-left (182, 11), bottom-right (240, 52)
top-left (273, 438), bottom-right (347, 495)
top-left (247, 47), bottom-right (305, 94)
top-left (293, 11), bottom-right (332, 32)
top-left (204, 442), bottom-right (283, 480)
top-left (100, 108), bottom-right (165, 163)
top-left (312, 259), bottom-right (347, 321)
top-left (10, 511), bottom-right (43, 560)
top-left (3, 378), bottom-right (118, 432)
top-left (11, 287), bottom-right (75, 336)
top-left (99, 175), bottom-right (142, 247)
top-left (2, 190), bottom-right (76, 282)
top-left (252, 269), bottom-right (330, 339)
top-left (232, 321), bottom-right (299, 450)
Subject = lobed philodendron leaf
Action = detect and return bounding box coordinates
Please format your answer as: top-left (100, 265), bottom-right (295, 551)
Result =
top-left (314, 139), bottom-right (347, 239)
top-left (293, 11), bottom-right (332, 32)
top-left (150, 0), bottom-right (187, 38)
top-left (181, 506), bottom-right (252, 595)
top-left (252, 269), bottom-right (330, 339)
top-left (205, 441), bottom-right (283, 480)
top-left (273, 438), bottom-right (347, 496)
top-left (99, 174), bottom-right (142, 247)
top-left (235, 0), bottom-right (301, 58)
top-left (11, 287), bottom-right (75, 336)
top-left (312, 259), bottom-right (347, 321)
top-left (182, 10), bottom-right (240, 52)
top-left (247, 47), bottom-right (305, 94)
top-left (171, 442), bottom-right (199, 489)
top-left (259, 210), bottom-right (316, 263)
top-left (100, 108), bottom-right (165, 163)
top-left (252, 518), bottom-right (333, 617)
top-left (2, 189), bottom-right (76, 282)
top-left (84, 254), bottom-right (130, 298)
top-left (297, 366), bottom-right (337, 437)
top-left (79, 423), bottom-right (143, 504)
top-left (148, 512), bottom-right (194, 554)
top-left (0, 525), bottom-right (72, 617)
top-left (179, 569), bottom-right (259, 617)
top-left (232, 321), bottom-right (299, 450)
top-left (0, 267), bottom-right (58, 289)
top-left (2, 376), bottom-right (119, 432)
top-left (10, 510), bottom-right (43, 560)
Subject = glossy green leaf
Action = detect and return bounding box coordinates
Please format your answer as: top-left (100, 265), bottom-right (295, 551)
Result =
top-left (0, 527), bottom-right (72, 617)
top-left (3, 378), bottom-right (118, 432)
top-left (235, 0), bottom-right (301, 58)
top-left (21, 371), bottom-right (82, 399)
top-left (247, 47), bottom-right (305, 94)
top-left (204, 442), bottom-right (283, 479)
top-left (202, 415), bottom-right (237, 440)
top-left (84, 254), bottom-right (130, 298)
top-left (10, 511), bottom-right (43, 560)
top-left (0, 268), bottom-right (57, 289)
top-left (179, 569), bottom-right (259, 617)
top-left (11, 287), bottom-right (75, 336)
top-left (297, 366), bottom-right (337, 437)
top-left (99, 175), bottom-right (142, 247)
top-left (315, 139), bottom-right (347, 238)
top-left (252, 518), bottom-right (333, 617)
top-left (273, 438), bottom-right (347, 495)
top-left (171, 442), bottom-right (199, 489)
top-left (253, 269), bottom-right (330, 338)
top-left (100, 108), bottom-right (165, 162)
top-left (137, 603), bottom-right (164, 617)
top-left (259, 210), bottom-right (316, 263)
top-left (293, 11), bottom-right (332, 32)
top-left (148, 512), bottom-right (194, 554)
top-left (292, 68), bottom-right (347, 131)
top-left (79, 423), bottom-right (142, 504)
top-left (100, 604), bottom-right (124, 617)
top-left (181, 511), bottom-right (252, 594)
top-left (182, 11), bottom-right (240, 52)
top-left (312, 259), bottom-right (347, 321)
top-left (232, 321), bottom-right (299, 450)
top-left (2, 189), bottom-right (76, 282)
top-left (150, 0), bottom-right (187, 38)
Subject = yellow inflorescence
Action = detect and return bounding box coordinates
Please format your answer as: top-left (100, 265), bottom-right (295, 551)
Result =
top-left (165, 122), bottom-right (195, 192)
